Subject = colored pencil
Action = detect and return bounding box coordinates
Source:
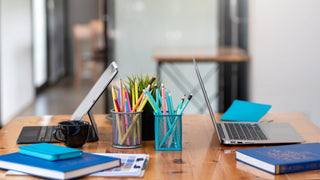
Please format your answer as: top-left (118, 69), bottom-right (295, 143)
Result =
top-left (120, 96), bottom-right (148, 145)
top-left (161, 84), bottom-right (167, 137)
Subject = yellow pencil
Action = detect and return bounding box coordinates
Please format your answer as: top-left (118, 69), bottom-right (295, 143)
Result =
top-left (111, 86), bottom-right (123, 141)
top-left (111, 86), bottom-right (117, 110)
top-left (132, 87), bottom-right (135, 108)
top-left (135, 80), bottom-right (138, 104)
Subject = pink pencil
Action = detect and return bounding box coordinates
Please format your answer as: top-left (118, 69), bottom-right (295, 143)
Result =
top-left (119, 79), bottom-right (123, 112)
top-left (161, 84), bottom-right (167, 138)
top-left (124, 98), bottom-right (130, 145)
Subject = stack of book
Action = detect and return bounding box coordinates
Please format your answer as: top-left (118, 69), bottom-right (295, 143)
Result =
top-left (0, 143), bottom-right (120, 179)
top-left (236, 143), bottom-right (320, 174)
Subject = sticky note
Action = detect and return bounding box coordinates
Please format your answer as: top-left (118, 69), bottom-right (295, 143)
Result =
top-left (220, 100), bottom-right (271, 122)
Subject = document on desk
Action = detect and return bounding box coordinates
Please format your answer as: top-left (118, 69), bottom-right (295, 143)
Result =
top-left (221, 99), bottom-right (272, 122)
top-left (90, 153), bottom-right (149, 177)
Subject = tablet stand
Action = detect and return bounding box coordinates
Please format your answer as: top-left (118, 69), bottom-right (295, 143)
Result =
top-left (87, 111), bottom-right (99, 142)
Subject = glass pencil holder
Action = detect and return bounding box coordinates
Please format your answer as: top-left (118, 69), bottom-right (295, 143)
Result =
top-left (110, 110), bottom-right (142, 148)
top-left (154, 112), bottom-right (182, 151)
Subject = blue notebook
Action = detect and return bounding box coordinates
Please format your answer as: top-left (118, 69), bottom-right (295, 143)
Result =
top-left (236, 143), bottom-right (320, 174)
top-left (221, 99), bottom-right (272, 122)
top-left (19, 143), bottom-right (82, 161)
top-left (0, 152), bottom-right (120, 179)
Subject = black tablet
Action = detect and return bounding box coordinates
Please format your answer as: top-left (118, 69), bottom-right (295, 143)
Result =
top-left (17, 61), bottom-right (118, 144)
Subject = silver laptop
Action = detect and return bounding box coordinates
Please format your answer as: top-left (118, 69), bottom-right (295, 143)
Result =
top-left (193, 58), bottom-right (305, 145)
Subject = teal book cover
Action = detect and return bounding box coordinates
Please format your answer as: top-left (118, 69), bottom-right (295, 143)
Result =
top-left (236, 143), bottom-right (320, 174)
top-left (0, 152), bottom-right (121, 179)
top-left (19, 143), bottom-right (82, 161)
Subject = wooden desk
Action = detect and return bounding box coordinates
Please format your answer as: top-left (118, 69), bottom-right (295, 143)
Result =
top-left (1, 113), bottom-right (320, 179)
top-left (153, 46), bottom-right (250, 112)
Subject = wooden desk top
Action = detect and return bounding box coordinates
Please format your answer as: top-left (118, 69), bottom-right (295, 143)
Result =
top-left (0, 113), bottom-right (320, 179)
top-left (153, 46), bottom-right (250, 62)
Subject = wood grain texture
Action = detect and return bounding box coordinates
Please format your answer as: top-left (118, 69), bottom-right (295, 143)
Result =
top-left (0, 113), bottom-right (319, 179)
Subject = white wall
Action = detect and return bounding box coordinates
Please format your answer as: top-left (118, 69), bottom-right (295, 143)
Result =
top-left (0, 0), bottom-right (34, 126)
top-left (114, 0), bottom-right (219, 113)
top-left (115, 0), bottom-right (218, 77)
top-left (249, 0), bottom-right (320, 126)
top-left (33, 0), bottom-right (47, 88)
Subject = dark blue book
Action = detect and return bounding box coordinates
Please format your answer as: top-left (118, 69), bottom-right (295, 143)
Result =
top-left (0, 152), bottom-right (120, 179)
top-left (236, 143), bottom-right (320, 174)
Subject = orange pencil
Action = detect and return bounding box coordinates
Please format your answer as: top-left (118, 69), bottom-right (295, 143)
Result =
top-left (131, 93), bottom-right (144, 112)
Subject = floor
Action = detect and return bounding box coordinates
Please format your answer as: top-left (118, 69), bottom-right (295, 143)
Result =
top-left (17, 76), bottom-right (106, 118)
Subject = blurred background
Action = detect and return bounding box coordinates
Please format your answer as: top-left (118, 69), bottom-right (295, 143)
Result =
top-left (1, 0), bottom-right (320, 128)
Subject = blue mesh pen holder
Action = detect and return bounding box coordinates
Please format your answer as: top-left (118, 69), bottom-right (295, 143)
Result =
top-left (154, 112), bottom-right (182, 151)
top-left (110, 110), bottom-right (142, 149)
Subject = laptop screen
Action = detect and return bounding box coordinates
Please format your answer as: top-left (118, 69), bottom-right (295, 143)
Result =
top-left (193, 58), bottom-right (222, 142)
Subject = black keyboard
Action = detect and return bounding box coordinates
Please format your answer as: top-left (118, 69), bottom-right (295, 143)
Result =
top-left (17, 125), bottom-right (97, 144)
top-left (224, 123), bottom-right (267, 140)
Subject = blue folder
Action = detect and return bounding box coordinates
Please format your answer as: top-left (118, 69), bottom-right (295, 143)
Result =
top-left (221, 99), bottom-right (271, 122)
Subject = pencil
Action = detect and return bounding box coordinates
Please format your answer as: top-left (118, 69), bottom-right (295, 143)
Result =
top-left (125, 91), bottom-right (132, 112)
top-left (131, 87), bottom-right (135, 108)
top-left (131, 92), bottom-right (144, 112)
top-left (176, 94), bottom-right (186, 113)
top-left (112, 86), bottom-right (122, 143)
top-left (131, 87), bottom-right (136, 144)
top-left (114, 99), bottom-right (123, 142)
top-left (119, 79), bottom-right (123, 111)
top-left (122, 84), bottom-right (126, 112)
top-left (124, 99), bottom-right (130, 145)
top-left (135, 80), bottom-right (138, 104)
top-left (161, 84), bottom-right (167, 137)
top-left (160, 94), bottom-right (193, 147)
top-left (120, 97), bottom-right (147, 145)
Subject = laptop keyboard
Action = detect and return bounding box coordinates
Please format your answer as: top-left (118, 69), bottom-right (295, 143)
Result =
top-left (224, 123), bottom-right (267, 140)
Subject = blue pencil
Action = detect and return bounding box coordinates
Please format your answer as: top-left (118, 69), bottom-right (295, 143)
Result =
top-left (176, 94), bottom-right (186, 113)
top-left (160, 94), bottom-right (192, 147)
